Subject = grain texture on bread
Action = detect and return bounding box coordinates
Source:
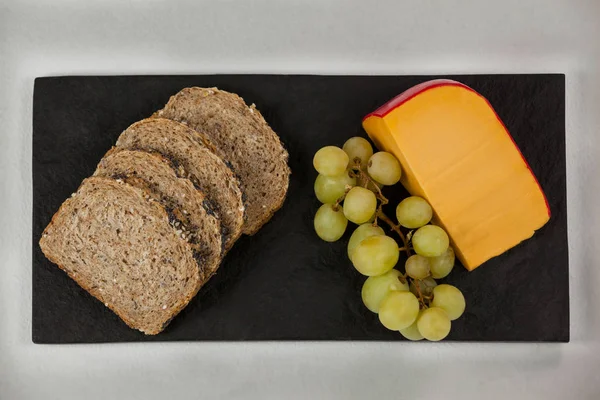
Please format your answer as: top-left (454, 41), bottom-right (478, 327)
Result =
top-left (94, 149), bottom-right (222, 275)
top-left (156, 87), bottom-right (290, 234)
top-left (115, 118), bottom-right (244, 251)
top-left (39, 177), bottom-right (201, 335)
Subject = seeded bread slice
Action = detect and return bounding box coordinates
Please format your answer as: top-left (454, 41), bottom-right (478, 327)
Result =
top-left (39, 177), bottom-right (201, 335)
top-left (115, 118), bottom-right (244, 251)
top-left (94, 148), bottom-right (222, 276)
top-left (155, 87), bottom-right (291, 235)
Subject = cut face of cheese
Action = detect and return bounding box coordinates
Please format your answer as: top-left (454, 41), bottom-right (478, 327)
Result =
top-left (362, 80), bottom-right (550, 271)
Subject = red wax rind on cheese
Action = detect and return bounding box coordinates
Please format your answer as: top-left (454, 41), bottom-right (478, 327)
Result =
top-left (362, 80), bottom-right (550, 271)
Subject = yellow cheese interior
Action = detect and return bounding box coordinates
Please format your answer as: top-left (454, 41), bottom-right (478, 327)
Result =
top-left (363, 84), bottom-right (550, 270)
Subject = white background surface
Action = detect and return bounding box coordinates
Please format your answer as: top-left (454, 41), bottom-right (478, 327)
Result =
top-left (1, 0), bottom-right (599, 399)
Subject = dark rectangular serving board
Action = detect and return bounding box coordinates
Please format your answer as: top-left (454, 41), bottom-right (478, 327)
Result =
top-left (32, 74), bottom-right (569, 343)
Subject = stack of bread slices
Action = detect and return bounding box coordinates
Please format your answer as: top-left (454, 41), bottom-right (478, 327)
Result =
top-left (39, 87), bottom-right (290, 335)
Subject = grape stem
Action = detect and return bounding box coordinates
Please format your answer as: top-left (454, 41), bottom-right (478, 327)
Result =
top-left (350, 158), bottom-right (427, 308)
top-left (361, 171), bottom-right (387, 204)
top-left (333, 186), bottom-right (352, 211)
top-left (349, 159), bottom-right (388, 203)
top-left (350, 160), bottom-right (407, 255)
top-left (376, 211), bottom-right (411, 258)
top-left (412, 280), bottom-right (428, 309)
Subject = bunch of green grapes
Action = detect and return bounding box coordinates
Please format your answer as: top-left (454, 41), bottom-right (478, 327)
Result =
top-left (312, 137), bottom-right (466, 341)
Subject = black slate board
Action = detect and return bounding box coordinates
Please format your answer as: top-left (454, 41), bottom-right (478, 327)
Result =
top-left (32, 74), bottom-right (569, 343)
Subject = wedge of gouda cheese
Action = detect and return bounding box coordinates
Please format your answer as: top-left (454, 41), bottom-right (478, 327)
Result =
top-left (362, 79), bottom-right (550, 271)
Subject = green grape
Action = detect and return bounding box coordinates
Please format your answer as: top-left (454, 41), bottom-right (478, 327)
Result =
top-left (417, 307), bottom-right (451, 341)
top-left (405, 255), bottom-right (431, 279)
top-left (399, 314), bottom-right (424, 341)
top-left (343, 137), bottom-right (373, 170)
top-left (428, 247), bottom-right (455, 279)
top-left (343, 187), bottom-right (377, 224)
top-left (412, 225), bottom-right (449, 257)
top-left (367, 152), bottom-right (402, 185)
top-left (378, 291), bottom-right (420, 331)
top-left (366, 211), bottom-right (376, 223)
top-left (410, 276), bottom-right (437, 297)
top-left (313, 204), bottom-right (348, 242)
top-left (352, 235), bottom-right (399, 276)
top-left (396, 196), bottom-right (433, 229)
top-left (347, 223), bottom-right (385, 259)
top-left (313, 146), bottom-right (349, 176)
top-left (431, 284), bottom-right (465, 320)
top-left (361, 269), bottom-right (409, 313)
top-left (314, 172), bottom-right (356, 204)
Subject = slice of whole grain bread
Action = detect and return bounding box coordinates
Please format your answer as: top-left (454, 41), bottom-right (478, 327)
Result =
top-left (39, 177), bottom-right (201, 335)
top-left (94, 148), bottom-right (222, 276)
top-left (155, 87), bottom-right (290, 235)
top-left (115, 118), bottom-right (244, 252)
